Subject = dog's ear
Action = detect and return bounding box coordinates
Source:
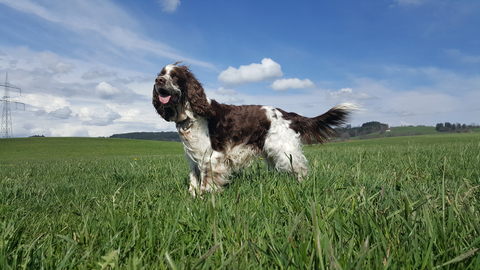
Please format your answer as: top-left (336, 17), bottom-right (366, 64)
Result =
top-left (183, 66), bottom-right (215, 118)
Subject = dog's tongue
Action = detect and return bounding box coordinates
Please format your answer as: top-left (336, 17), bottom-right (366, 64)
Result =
top-left (159, 95), bottom-right (171, 104)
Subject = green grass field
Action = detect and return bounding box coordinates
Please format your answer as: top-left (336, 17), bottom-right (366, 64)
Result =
top-left (1, 134), bottom-right (479, 269)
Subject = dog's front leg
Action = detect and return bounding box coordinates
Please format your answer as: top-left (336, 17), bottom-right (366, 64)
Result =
top-left (186, 155), bottom-right (201, 197)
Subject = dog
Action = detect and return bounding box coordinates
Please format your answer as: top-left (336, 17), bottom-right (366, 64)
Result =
top-left (152, 62), bottom-right (355, 197)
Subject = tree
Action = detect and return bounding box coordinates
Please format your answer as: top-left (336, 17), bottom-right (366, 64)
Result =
top-left (380, 125), bottom-right (387, 134)
top-left (436, 123), bottom-right (444, 132)
top-left (341, 132), bottom-right (350, 141)
top-left (436, 122), bottom-right (478, 133)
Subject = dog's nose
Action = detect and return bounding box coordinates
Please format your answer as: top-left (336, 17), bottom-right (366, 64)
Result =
top-left (155, 77), bottom-right (166, 85)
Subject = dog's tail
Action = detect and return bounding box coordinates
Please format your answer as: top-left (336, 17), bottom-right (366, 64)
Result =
top-left (283, 103), bottom-right (358, 144)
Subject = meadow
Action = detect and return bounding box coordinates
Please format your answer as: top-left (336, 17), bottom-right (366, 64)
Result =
top-left (1, 134), bottom-right (479, 269)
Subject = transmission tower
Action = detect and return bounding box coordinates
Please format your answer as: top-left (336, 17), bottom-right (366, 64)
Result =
top-left (1, 73), bottom-right (25, 138)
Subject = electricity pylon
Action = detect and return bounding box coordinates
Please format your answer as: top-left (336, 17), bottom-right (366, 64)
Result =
top-left (1, 73), bottom-right (25, 138)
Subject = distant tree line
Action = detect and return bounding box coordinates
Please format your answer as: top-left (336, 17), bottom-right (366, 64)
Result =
top-left (435, 122), bottom-right (478, 133)
top-left (335, 121), bottom-right (389, 141)
top-left (109, 131), bottom-right (180, 141)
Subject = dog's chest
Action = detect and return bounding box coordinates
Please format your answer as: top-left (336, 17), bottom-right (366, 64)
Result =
top-left (176, 118), bottom-right (212, 161)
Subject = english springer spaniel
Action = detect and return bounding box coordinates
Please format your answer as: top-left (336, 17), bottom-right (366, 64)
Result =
top-left (152, 62), bottom-right (355, 197)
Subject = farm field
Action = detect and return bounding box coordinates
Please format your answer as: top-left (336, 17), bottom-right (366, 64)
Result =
top-left (1, 133), bottom-right (479, 269)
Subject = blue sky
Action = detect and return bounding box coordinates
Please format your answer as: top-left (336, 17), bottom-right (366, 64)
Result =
top-left (0, 0), bottom-right (479, 137)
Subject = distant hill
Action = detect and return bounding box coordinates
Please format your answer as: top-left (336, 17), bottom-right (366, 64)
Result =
top-left (109, 125), bottom-right (479, 143)
top-left (335, 125), bottom-right (443, 141)
top-left (352, 126), bottom-right (437, 140)
top-left (109, 131), bottom-right (180, 142)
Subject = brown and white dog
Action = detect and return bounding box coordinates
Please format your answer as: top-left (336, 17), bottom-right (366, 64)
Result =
top-left (152, 62), bottom-right (355, 197)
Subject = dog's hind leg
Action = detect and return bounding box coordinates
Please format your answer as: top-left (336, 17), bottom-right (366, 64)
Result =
top-left (198, 152), bottom-right (230, 196)
top-left (263, 147), bottom-right (308, 181)
top-left (262, 106), bottom-right (308, 181)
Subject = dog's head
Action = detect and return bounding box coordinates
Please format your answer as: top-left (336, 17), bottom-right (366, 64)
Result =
top-left (152, 62), bottom-right (213, 122)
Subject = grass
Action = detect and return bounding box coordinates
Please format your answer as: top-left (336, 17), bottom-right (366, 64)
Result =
top-left (388, 126), bottom-right (439, 135)
top-left (0, 137), bottom-right (184, 163)
top-left (1, 133), bottom-right (479, 269)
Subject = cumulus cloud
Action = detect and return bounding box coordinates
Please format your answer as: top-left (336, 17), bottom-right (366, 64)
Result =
top-left (93, 82), bottom-right (143, 102)
top-left (218, 58), bottom-right (283, 85)
top-left (118, 109), bottom-right (141, 122)
top-left (20, 93), bottom-right (71, 113)
top-left (329, 87), bottom-right (373, 101)
top-left (95, 82), bottom-right (122, 99)
top-left (9, 60), bottom-right (18, 68)
top-left (49, 106), bottom-right (72, 119)
top-left (211, 87), bottom-right (244, 104)
top-left (34, 108), bottom-right (47, 116)
top-left (82, 106), bottom-right (121, 126)
top-left (38, 51), bottom-right (74, 74)
top-left (0, 46), bottom-right (165, 137)
top-left (158, 0), bottom-right (180, 13)
top-left (81, 69), bottom-right (117, 80)
top-left (215, 87), bottom-right (237, 96)
top-left (227, 97), bottom-right (244, 104)
top-left (50, 124), bottom-right (90, 137)
top-left (22, 123), bottom-right (52, 137)
top-left (270, 78), bottom-right (315, 92)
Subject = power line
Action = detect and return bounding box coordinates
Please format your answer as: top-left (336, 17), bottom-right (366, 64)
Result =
top-left (1, 73), bottom-right (25, 138)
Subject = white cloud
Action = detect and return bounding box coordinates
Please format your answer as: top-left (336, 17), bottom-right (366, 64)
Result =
top-left (2, 0), bottom-right (479, 137)
top-left (79, 107), bottom-right (91, 118)
top-left (0, 0), bottom-right (213, 69)
top-left (0, 46), bottom-right (169, 137)
top-left (50, 124), bottom-right (90, 137)
top-left (270, 78), bottom-right (314, 92)
top-left (34, 108), bottom-right (46, 116)
top-left (81, 69), bottom-right (117, 80)
top-left (209, 87), bottom-right (244, 104)
top-left (118, 109), bottom-right (141, 122)
top-left (329, 88), bottom-right (373, 101)
top-left (394, 0), bottom-right (429, 6)
top-left (226, 96), bottom-right (244, 104)
top-left (445, 49), bottom-right (480, 64)
top-left (158, 0), bottom-right (180, 13)
top-left (49, 106), bottom-right (72, 119)
top-left (20, 93), bottom-right (71, 113)
top-left (218, 58), bottom-right (283, 85)
top-left (215, 87), bottom-right (237, 96)
top-left (337, 70), bottom-right (480, 127)
top-left (38, 51), bottom-right (74, 74)
top-left (82, 106), bottom-right (121, 126)
top-left (95, 82), bottom-right (121, 99)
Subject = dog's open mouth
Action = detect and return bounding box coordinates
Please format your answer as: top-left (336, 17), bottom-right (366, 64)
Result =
top-left (159, 94), bottom-right (179, 104)
top-left (157, 88), bottom-right (179, 105)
